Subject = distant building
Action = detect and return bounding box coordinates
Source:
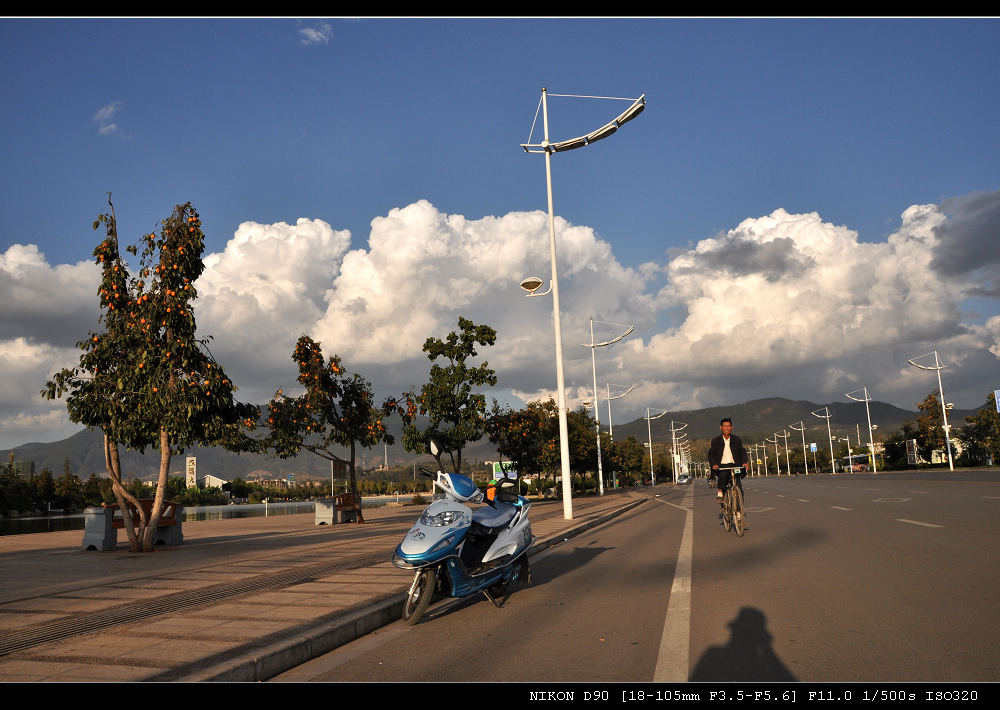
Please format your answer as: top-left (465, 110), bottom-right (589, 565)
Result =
top-left (202, 474), bottom-right (228, 489)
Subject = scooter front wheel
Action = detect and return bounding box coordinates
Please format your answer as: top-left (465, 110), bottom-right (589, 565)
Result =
top-left (402, 568), bottom-right (435, 625)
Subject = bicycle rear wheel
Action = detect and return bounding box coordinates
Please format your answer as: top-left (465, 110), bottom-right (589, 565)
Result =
top-left (732, 486), bottom-right (745, 537)
top-left (722, 488), bottom-right (733, 532)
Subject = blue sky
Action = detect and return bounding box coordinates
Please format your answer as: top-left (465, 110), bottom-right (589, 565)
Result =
top-left (2, 17), bottom-right (999, 450)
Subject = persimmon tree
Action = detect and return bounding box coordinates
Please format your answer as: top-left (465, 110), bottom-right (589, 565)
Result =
top-left (913, 391), bottom-right (947, 461)
top-left (536, 404), bottom-right (602, 491)
top-left (402, 317), bottom-right (497, 474)
top-left (43, 197), bottom-right (258, 552)
top-left (263, 336), bottom-right (412, 521)
top-left (484, 398), bottom-right (554, 477)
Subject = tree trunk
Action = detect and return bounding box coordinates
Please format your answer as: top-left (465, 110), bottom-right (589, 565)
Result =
top-left (104, 432), bottom-right (145, 553)
top-left (141, 428), bottom-right (171, 552)
top-left (347, 442), bottom-right (365, 523)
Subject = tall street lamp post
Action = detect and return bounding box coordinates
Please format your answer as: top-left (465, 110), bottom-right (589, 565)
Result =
top-left (583, 319), bottom-right (634, 496)
top-left (811, 406), bottom-right (836, 474)
top-left (840, 437), bottom-right (854, 473)
top-left (645, 407), bottom-right (668, 484)
top-left (845, 386), bottom-right (878, 474)
top-left (776, 430), bottom-right (792, 474)
top-left (766, 434), bottom-right (782, 475)
top-left (520, 88), bottom-right (646, 519)
top-left (604, 383), bottom-right (633, 489)
top-left (669, 421), bottom-right (687, 484)
top-left (906, 351), bottom-right (955, 471)
top-left (789, 421), bottom-right (809, 475)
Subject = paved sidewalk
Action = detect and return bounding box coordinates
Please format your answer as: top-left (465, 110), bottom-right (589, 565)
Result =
top-left (0, 488), bottom-right (649, 682)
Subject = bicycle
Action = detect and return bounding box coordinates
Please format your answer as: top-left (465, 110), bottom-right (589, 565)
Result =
top-left (715, 466), bottom-right (746, 537)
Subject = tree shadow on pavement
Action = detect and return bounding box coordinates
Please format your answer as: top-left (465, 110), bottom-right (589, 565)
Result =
top-left (689, 606), bottom-right (798, 681)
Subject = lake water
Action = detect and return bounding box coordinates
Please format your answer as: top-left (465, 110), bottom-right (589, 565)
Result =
top-left (0, 496), bottom-right (412, 536)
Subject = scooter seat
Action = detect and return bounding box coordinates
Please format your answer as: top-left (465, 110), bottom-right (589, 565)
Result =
top-left (472, 501), bottom-right (517, 530)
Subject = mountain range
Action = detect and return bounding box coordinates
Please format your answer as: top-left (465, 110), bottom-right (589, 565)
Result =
top-left (2, 397), bottom-right (979, 482)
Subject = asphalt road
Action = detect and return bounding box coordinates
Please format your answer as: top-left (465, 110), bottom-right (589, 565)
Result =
top-left (272, 472), bottom-right (999, 683)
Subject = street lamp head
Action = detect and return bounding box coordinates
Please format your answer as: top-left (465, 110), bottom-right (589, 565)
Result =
top-left (614, 94), bottom-right (646, 126)
top-left (585, 122), bottom-right (618, 144)
top-left (519, 276), bottom-right (551, 297)
top-left (549, 136), bottom-right (588, 153)
top-left (520, 276), bottom-right (544, 293)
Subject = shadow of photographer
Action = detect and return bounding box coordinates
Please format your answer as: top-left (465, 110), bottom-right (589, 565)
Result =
top-left (690, 606), bottom-right (797, 682)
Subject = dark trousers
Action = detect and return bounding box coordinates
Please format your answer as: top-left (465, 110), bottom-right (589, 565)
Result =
top-left (716, 467), bottom-right (745, 498)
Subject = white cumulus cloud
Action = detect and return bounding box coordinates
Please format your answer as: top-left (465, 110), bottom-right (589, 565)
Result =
top-left (3, 193), bottom-right (999, 450)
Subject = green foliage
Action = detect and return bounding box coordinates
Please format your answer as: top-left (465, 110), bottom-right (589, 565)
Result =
top-left (486, 397), bottom-right (621, 492)
top-left (223, 476), bottom-right (252, 499)
top-left (0, 453), bottom-right (34, 514)
top-left (881, 421), bottom-right (921, 469)
top-left (484, 398), bottom-right (554, 476)
top-left (125, 478), bottom-right (154, 499)
top-left (175, 486), bottom-right (228, 506)
top-left (41, 197), bottom-right (258, 551)
top-left (610, 436), bottom-right (645, 478)
top-left (403, 317), bottom-right (497, 474)
top-left (263, 336), bottom-right (410, 506)
top-left (53, 470), bottom-right (83, 510)
top-left (32, 468), bottom-right (55, 508)
top-left (913, 391), bottom-right (947, 460)
top-left (83, 473), bottom-right (103, 506)
top-left (957, 392), bottom-right (1000, 466)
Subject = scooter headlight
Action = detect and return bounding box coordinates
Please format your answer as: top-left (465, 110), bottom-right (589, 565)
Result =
top-left (420, 510), bottom-right (459, 527)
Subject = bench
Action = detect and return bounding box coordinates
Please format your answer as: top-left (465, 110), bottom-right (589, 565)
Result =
top-left (82, 498), bottom-right (184, 550)
top-left (335, 492), bottom-right (364, 524)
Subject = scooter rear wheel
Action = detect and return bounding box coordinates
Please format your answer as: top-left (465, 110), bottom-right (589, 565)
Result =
top-left (402, 568), bottom-right (435, 625)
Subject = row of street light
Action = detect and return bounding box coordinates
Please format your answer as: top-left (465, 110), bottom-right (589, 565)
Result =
top-left (519, 87), bottom-right (956, 519)
top-left (741, 350), bottom-right (957, 477)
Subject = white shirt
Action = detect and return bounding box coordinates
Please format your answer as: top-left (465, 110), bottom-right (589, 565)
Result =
top-left (721, 436), bottom-right (734, 464)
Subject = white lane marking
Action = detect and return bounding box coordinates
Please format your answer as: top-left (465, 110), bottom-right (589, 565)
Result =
top-left (797, 498), bottom-right (810, 502)
top-left (873, 497), bottom-right (911, 503)
top-left (896, 519), bottom-right (943, 528)
top-left (831, 506), bottom-right (853, 511)
top-left (653, 486), bottom-right (693, 682)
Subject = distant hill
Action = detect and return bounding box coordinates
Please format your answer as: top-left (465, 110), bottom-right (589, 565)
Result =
top-left (3, 397), bottom-right (978, 480)
top-left (0, 414), bottom-right (486, 483)
top-left (583, 397), bottom-right (978, 452)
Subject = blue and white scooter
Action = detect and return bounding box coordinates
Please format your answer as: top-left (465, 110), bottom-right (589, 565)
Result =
top-left (392, 443), bottom-right (533, 625)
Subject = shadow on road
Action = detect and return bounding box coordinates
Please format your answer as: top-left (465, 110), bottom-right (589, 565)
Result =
top-left (529, 539), bottom-right (614, 588)
top-left (689, 606), bottom-right (798, 681)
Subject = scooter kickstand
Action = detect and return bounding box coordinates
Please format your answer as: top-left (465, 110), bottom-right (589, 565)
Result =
top-left (483, 585), bottom-right (507, 608)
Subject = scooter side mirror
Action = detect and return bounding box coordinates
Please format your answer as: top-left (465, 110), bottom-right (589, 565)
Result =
top-left (429, 439), bottom-right (440, 457)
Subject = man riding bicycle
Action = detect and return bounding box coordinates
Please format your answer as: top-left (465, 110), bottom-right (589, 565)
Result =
top-left (707, 418), bottom-right (748, 506)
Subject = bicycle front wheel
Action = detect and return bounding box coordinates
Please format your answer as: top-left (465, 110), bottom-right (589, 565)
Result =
top-left (722, 488), bottom-right (733, 532)
top-left (733, 486), bottom-right (745, 537)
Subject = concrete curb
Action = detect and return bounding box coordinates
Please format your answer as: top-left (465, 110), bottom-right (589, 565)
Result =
top-left (163, 496), bottom-right (648, 682)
